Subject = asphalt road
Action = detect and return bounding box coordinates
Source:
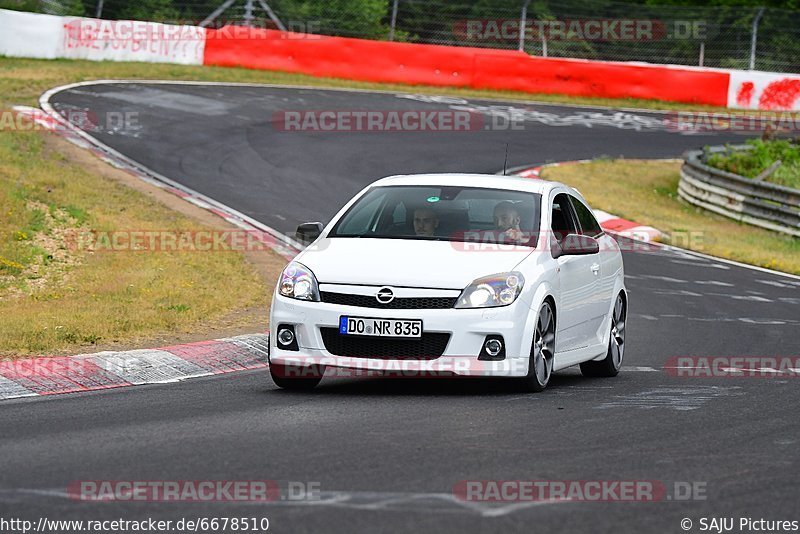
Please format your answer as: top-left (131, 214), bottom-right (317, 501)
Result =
top-left (1, 83), bottom-right (798, 534)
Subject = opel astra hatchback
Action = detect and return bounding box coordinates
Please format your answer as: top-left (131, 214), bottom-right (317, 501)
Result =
top-left (269, 173), bottom-right (627, 392)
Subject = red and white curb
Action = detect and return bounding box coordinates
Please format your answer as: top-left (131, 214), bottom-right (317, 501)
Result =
top-left (512, 162), bottom-right (664, 242)
top-left (0, 334), bottom-right (270, 401)
top-left (12, 102), bottom-right (301, 261)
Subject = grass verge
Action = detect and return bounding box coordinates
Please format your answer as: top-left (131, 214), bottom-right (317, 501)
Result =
top-left (542, 159), bottom-right (800, 275)
top-left (0, 128), bottom-right (274, 358)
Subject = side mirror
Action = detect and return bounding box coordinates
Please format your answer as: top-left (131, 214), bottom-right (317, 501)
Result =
top-left (559, 234), bottom-right (600, 256)
top-left (296, 222), bottom-right (324, 245)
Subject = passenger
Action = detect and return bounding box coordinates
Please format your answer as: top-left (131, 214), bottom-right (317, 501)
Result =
top-left (413, 207), bottom-right (440, 237)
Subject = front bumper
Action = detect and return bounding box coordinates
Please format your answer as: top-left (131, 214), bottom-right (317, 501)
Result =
top-left (269, 294), bottom-right (535, 377)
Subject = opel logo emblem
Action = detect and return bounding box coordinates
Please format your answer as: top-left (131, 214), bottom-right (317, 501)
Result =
top-left (376, 287), bottom-right (395, 304)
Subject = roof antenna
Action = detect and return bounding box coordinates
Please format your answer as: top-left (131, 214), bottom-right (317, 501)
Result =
top-left (503, 143), bottom-right (509, 176)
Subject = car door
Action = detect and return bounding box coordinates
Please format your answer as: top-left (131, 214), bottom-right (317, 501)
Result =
top-left (568, 193), bottom-right (612, 344)
top-left (551, 192), bottom-right (599, 353)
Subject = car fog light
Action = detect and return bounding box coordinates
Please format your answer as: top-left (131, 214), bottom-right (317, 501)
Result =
top-left (485, 338), bottom-right (503, 357)
top-left (278, 328), bottom-right (295, 346)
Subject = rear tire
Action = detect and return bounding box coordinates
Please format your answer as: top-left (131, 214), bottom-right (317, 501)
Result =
top-left (518, 301), bottom-right (556, 392)
top-left (269, 362), bottom-right (325, 390)
top-left (580, 292), bottom-right (626, 378)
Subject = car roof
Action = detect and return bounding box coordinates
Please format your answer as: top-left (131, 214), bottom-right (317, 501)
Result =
top-left (372, 173), bottom-right (568, 196)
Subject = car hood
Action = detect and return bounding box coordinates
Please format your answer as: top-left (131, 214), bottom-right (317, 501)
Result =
top-left (297, 237), bottom-right (536, 289)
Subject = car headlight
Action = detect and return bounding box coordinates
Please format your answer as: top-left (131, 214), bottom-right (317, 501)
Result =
top-left (278, 262), bottom-right (320, 301)
top-left (455, 272), bottom-right (525, 309)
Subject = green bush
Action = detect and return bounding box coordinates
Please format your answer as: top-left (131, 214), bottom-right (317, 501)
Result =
top-left (707, 138), bottom-right (800, 190)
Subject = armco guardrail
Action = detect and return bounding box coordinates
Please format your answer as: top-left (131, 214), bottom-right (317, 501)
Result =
top-left (679, 145), bottom-right (800, 237)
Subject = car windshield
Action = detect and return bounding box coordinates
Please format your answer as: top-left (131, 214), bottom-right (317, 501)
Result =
top-left (330, 185), bottom-right (542, 247)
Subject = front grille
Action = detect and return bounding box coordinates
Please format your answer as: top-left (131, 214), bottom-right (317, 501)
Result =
top-left (320, 292), bottom-right (457, 309)
top-left (320, 328), bottom-right (450, 360)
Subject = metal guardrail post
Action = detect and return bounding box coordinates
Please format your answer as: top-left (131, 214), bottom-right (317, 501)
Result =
top-left (749, 7), bottom-right (765, 70)
top-left (388, 0), bottom-right (399, 41)
top-left (518, 0), bottom-right (531, 52)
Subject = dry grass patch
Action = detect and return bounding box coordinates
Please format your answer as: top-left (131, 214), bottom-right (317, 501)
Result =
top-left (0, 128), bottom-right (273, 358)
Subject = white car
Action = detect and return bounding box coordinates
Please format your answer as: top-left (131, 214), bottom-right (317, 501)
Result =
top-left (269, 173), bottom-right (627, 392)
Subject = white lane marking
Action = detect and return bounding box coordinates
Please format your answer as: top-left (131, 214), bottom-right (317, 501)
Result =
top-left (737, 318), bottom-right (786, 325)
top-left (708, 367), bottom-right (798, 375)
top-left (653, 289), bottom-right (703, 297)
top-left (637, 314), bottom-right (659, 320)
top-left (779, 297), bottom-right (800, 305)
top-left (707, 293), bottom-right (773, 303)
top-left (669, 260), bottom-right (730, 269)
top-left (757, 279), bottom-right (800, 289)
top-left (626, 366), bottom-right (659, 372)
top-left (694, 280), bottom-right (735, 287)
top-left (656, 314), bottom-right (794, 325)
top-left (506, 385), bottom-right (613, 401)
top-left (639, 275), bottom-right (688, 283)
top-left (595, 386), bottom-right (741, 411)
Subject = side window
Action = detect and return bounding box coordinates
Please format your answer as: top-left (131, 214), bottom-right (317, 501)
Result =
top-left (551, 193), bottom-right (579, 243)
top-left (569, 195), bottom-right (603, 238)
top-left (392, 203), bottom-right (406, 224)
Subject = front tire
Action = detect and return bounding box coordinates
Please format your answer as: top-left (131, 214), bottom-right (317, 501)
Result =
top-left (518, 301), bottom-right (556, 392)
top-left (580, 292), bottom-right (626, 378)
top-left (269, 362), bottom-right (325, 390)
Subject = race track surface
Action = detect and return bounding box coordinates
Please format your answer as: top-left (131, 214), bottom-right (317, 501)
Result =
top-left (1, 83), bottom-right (798, 533)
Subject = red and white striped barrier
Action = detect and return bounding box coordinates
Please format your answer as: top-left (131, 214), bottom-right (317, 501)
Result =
top-left (2, 8), bottom-right (800, 110)
top-left (0, 334), bottom-right (270, 400)
top-left (0, 9), bottom-right (205, 65)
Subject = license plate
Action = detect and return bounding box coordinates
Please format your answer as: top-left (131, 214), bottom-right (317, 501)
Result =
top-left (339, 316), bottom-right (422, 338)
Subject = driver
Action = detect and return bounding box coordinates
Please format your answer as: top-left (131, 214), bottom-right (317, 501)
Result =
top-left (413, 207), bottom-right (440, 237)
